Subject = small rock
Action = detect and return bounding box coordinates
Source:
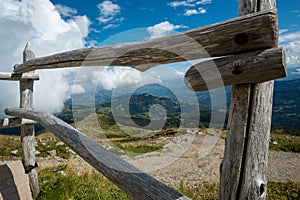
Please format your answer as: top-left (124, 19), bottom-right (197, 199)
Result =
top-left (273, 141), bottom-right (278, 145)
top-left (11, 150), bottom-right (18, 155)
top-left (48, 149), bottom-right (57, 157)
top-left (35, 150), bottom-right (40, 155)
top-left (56, 141), bottom-right (64, 146)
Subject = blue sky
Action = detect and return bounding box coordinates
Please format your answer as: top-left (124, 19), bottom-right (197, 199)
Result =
top-left (47, 0), bottom-right (300, 47)
top-left (0, 0), bottom-right (299, 115)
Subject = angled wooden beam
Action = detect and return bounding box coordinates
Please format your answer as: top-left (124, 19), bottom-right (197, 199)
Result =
top-left (0, 72), bottom-right (39, 81)
top-left (0, 118), bottom-right (37, 129)
top-left (5, 108), bottom-right (189, 200)
top-left (185, 47), bottom-right (286, 91)
top-left (14, 10), bottom-right (277, 73)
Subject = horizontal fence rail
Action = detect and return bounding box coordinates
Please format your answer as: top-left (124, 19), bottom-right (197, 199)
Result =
top-left (0, 72), bottom-right (39, 81)
top-left (0, 118), bottom-right (37, 129)
top-left (5, 108), bottom-right (190, 200)
top-left (185, 47), bottom-right (286, 91)
top-left (14, 10), bottom-right (277, 73)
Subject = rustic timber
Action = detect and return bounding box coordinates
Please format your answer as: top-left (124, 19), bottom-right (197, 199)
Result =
top-left (19, 42), bottom-right (39, 198)
top-left (0, 118), bottom-right (36, 129)
top-left (5, 108), bottom-right (189, 200)
top-left (0, 161), bottom-right (32, 200)
top-left (219, 0), bottom-right (277, 200)
top-left (185, 47), bottom-right (286, 91)
top-left (14, 10), bottom-right (277, 73)
top-left (0, 72), bottom-right (39, 81)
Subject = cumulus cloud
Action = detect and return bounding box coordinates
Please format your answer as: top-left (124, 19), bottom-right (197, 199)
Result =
top-left (279, 30), bottom-right (300, 66)
top-left (0, 0), bottom-right (90, 116)
top-left (55, 4), bottom-right (77, 17)
top-left (97, 0), bottom-right (122, 28)
top-left (74, 67), bottom-right (162, 91)
top-left (184, 8), bottom-right (207, 16)
top-left (147, 21), bottom-right (186, 39)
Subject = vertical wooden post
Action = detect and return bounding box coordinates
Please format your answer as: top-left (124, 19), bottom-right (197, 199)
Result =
top-left (20, 42), bottom-right (39, 197)
top-left (220, 1), bottom-right (277, 200)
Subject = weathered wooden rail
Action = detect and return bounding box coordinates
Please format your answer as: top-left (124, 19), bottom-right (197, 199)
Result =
top-left (14, 10), bottom-right (277, 73)
top-left (0, 0), bottom-right (286, 199)
top-left (5, 108), bottom-right (189, 200)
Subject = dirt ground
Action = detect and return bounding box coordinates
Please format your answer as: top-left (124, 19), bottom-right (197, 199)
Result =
top-left (1, 131), bottom-right (299, 187)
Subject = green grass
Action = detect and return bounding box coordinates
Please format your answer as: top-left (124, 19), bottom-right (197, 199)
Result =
top-left (36, 141), bottom-right (70, 159)
top-left (36, 165), bottom-right (131, 200)
top-left (178, 182), bottom-right (219, 200)
top-left (36, 165), bottom-right (300, 200)
top-left (270, 133), bottom-right (300, 153)
top-left (114, 142), bottom-right (163, 154)
top-left (0, 135), bottom-right (22, 157)
top-left (267, 181), bottom-right (300, 200)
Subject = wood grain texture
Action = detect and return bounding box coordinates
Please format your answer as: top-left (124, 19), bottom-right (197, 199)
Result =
top-left (185, 47), bottom-right (286, 91)
top-left (14, 10), bottom-right (277, 73)
top-left (0, 161), bottom-right (32, 200)
top-left (0, 73), bottom-right (39, 81)
top-left (0, 118), bottom-right (36, 129)
top-left (219, 0), bottom-right (277, 200)
top-left (219, 85), bottom-right (251, 200)
top-left (19, 42), bottom-right (39, 198)
top-left (5, 108), bottom-right (190, 200)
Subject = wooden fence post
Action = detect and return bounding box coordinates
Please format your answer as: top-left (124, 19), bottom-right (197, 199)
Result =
top-left (20, 42), bottom-right (39, 197)
top-left (219, 0), bottom-right (277, 199)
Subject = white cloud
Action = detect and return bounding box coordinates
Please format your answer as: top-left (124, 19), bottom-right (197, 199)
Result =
top-left (196, 0), bottom-right (212, 5)
top-left (72, 84), bottom-right (86, 94)
top-left (292, 68), bottom-right (300, 75)
top-left (184, 9), bottom-right (198, 16)
top-left (0, 0), bottom-right (90, 116)
top-left (97, 1), bottom-right (121, 24)
top-left (184, 8), bottom-right (207, 16)
top-left (55, 4), bottom-right (77, 17)
top-left (147, 21), bottom-right (186, 39)
top-left (168, 1), bottom-right (195, 8)
top-left (78, 67), bottom-right (161, 91)
top-left (279, 29), bottom-right (289, 35)
top-left (168, 0), bottom-right (212, 8)
top-left (279, 30), bottom-right (300, 66)
top-left (168, 1), bottom-right (210, 16)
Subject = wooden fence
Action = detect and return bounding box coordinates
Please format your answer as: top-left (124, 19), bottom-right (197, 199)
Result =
top-left (0, 0), bottom-right (286, 199)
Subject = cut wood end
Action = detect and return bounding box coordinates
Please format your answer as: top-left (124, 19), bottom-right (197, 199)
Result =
top-left (184, 47), bottom-right (287, 92)
top-left (24, 41), bottom-right (32, 51)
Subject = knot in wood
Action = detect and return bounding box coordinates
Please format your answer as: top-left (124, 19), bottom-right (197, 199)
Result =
top-left (231, 59), bottom-right (245, 75)
top-left (14, 64), bottom-right (19, 70)
top-left (234, 33), bottom-right (249, 45)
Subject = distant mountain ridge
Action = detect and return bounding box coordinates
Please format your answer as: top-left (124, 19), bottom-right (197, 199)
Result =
top-left (1, 78), bottom-right (299, 136)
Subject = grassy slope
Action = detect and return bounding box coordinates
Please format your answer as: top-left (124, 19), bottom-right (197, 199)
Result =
top-left (36, 164), bottom-right (300, 200)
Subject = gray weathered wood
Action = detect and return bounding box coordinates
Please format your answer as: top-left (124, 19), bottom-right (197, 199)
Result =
top-left (0, 118), bottom-right (36, 129)
top-left (14, 10), bottom-right (277, 73)
top-left (219, 0), bottom-right (277, 200)
top-left (0, 72), bottom-right (39, 81)
top-left (185, 47), bottom-right (286, 91)
top-left (5, 108), bottom-right (190, 200)
top-left (19, 42), bottom-right (39, 198)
